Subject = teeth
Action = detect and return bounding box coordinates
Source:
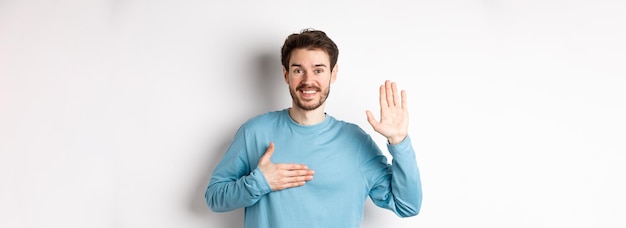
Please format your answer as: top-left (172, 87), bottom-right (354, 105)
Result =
top-left (302, 90), bottom-right (316, 94)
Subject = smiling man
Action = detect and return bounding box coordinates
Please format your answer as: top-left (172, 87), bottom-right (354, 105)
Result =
top-left (205, 29), bottom-right (422, 228)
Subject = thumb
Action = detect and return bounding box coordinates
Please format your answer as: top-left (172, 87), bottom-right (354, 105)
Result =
top-left (365, 110), bottom-right (378, 128)
top-left (259, 142), bottom-right (275, 165)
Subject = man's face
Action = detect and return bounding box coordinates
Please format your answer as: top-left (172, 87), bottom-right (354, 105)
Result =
top-left (283, 48), bottom-right (337, 111)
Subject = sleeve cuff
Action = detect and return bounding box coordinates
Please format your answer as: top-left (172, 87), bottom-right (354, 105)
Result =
top-left (245, 168), bottom-right (273, 196)
top-left (387, 135), bottom-right (413, 156)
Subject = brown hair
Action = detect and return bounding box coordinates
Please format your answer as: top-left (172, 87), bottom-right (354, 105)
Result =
top-left (281, 28), bottom-right (339, 71)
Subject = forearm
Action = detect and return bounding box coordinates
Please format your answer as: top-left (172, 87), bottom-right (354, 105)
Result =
top-left (205, 168), bottom-right (272, 212)
top-left (388, 136), bottom-right (422, 217)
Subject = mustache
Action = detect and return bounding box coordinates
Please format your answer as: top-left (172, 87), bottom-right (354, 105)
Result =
top-left (296, 84), bottom-right (321, 91)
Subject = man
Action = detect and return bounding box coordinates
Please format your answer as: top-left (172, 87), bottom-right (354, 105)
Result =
top-left (205, 29), bottom-right (422, 227)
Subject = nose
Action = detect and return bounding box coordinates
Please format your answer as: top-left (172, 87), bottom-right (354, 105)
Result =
top-left (301, 72), bottom-right (312, 84)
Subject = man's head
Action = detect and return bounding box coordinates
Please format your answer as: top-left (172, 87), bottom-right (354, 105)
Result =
top-left (281, 29), bottom-right (339, 71)
top-left (281, 29), bottom-right (339, 111)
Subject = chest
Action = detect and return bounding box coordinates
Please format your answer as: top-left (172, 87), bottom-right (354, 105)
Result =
top-left (271, 137), bottom-right (364, 191)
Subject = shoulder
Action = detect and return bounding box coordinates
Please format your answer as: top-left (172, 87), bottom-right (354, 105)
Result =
top-left (239, 109), bottom-right (286, 131)
top-left (329, 116), bottom-right (370, 139)
top-left (328, 116), bottom-right (381, 159)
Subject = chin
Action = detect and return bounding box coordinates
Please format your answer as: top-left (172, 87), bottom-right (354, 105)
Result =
top-left (295, 100), bottom-right (323, 111)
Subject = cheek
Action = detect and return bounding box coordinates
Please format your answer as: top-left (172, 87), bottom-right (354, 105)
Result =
top-left (286, 79), bottom-right (299, 89)
top-left (287, 77), bottom-right (302, 85)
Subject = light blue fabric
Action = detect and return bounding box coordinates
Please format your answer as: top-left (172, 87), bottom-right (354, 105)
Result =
top-left (205, 109), bottom-right (422, 228)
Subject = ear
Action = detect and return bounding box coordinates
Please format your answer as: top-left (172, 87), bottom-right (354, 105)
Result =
top-left (330, 64), bottom-right (338, 83)
top-left (282, 66), bottom-right (289, 84)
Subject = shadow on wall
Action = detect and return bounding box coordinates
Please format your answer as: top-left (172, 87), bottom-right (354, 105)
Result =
top-left (253, 50), bottom-right (286, 111)
top-left (189, 139), bottom-right (244, 227)
top-left (187, 49), bottom-right (285, 227)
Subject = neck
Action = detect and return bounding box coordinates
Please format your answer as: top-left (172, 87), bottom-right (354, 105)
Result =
top-left (288, 105), bottom-right (326, 126)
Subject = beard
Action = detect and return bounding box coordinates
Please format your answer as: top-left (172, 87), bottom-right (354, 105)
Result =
top-left (289, 83), bottom-right (331, 111)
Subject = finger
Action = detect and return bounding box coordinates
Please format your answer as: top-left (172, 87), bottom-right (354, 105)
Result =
top-left (276, 163), bottom-right (309, 170)
top-left (276, 178), bottom-right (312, 190)
top-left (259, 142), bottom-right (275, 165)
top-left (285, 181), bottom-right (307, 189)
top-left (365, 110), bottom-right (379, 128)
top-left (379, 84), bottom-right (387, 108)
top-left (284, 169), bottom-right (315, 177)
top-left (385, 80), bottom-right (394, 108)
top-left (284, 175), bottom-right (314, 183)
top-left (401, 90), bottom-right (407, 111)
top-left (391, 82), bottom-right (399, 107)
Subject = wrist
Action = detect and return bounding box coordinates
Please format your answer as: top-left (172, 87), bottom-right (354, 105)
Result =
top-left (387, 135), bottom-right (407, 145)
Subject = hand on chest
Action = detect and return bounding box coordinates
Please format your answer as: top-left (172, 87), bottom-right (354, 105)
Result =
top-left (271, 141), bottom-right (363, 189)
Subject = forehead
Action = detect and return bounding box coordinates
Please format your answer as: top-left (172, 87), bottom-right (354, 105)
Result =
top-left (289, 48), bottom-right (330, 67)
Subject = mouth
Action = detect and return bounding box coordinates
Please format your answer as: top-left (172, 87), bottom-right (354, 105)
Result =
top-left (298, 87), bottom-right (320, 99)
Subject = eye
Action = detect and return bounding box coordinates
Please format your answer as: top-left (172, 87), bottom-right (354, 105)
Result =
top-left (314, 69), bottom-right (324, 74)
top-left (293, 69), bottom-right (302, 74)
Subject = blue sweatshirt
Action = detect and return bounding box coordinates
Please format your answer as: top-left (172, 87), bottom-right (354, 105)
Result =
top-left (205, 109), bottom-right (422, 227)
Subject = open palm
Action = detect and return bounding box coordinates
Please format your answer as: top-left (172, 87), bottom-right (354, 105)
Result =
top-left (366, 80), bottom-right (409, 145)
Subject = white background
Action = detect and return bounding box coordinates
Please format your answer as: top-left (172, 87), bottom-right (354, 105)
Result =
top-left (1, 0), bottom-right (625, 227)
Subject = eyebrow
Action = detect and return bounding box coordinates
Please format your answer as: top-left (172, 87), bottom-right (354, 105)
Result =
top-left (290, 63), bottom-right (328, 68)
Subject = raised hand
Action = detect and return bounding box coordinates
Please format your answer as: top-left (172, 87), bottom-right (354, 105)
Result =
top-left (258, 142), bottom-right (315, 191)
top-left (366, 80), bottom-right (409, 145)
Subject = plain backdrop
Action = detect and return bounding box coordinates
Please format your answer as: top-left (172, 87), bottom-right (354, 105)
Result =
top-left (1, 0), bottom-right (625, 227)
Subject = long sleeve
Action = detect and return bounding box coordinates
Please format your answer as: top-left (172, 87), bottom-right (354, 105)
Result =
top-left (205, 110), bottom-right (421, 227)
top-left (204, 127), bottom-right (272, 212)
top-left (362, 136), bottom-right (422, 217)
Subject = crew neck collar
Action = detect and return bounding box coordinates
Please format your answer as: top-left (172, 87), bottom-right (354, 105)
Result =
top-left (282, 109), bottom-right (332, 132)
